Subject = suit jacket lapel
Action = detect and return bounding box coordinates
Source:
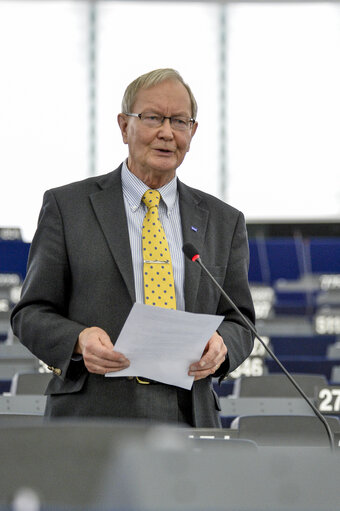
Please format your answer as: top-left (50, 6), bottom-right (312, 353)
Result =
top-left (89, 166), bottom-right (136, 303)
top-left (178, 180), bottom-right (209, 312)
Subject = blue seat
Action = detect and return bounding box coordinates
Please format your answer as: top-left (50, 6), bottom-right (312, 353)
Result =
top-left (266, 237), bottom-right (306, 283)
top-left (248, 237), bottom-right (309, 285)
top-left (273, 291), bottom-right (316, 316)
top-left (213, 380), bottom-right (234, 397)
top-left (220, 416), bottom-right (236, 428)
top-left (309, 238), bottom-right (340, 274)
top-left (248, 239), bottom-right (267, 283)
top-left (265, 357), bottom-right (340, 380)
top-left (0, 240), bottom-right (30, 280)
top-left (0, 380), bottom-right (11, 394)
top-left (270, 335), bottom-right (337, 357)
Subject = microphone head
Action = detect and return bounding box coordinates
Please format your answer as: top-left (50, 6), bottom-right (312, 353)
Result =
top-left (182, 243), bottom-right (200, 261)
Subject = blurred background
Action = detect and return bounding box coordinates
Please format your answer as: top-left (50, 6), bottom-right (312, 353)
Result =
top-left (1, 0), bottom-right (340, 241)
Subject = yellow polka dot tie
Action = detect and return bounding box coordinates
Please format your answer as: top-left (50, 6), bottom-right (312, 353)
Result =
top-left (142, 189), bottom-right (176, 309)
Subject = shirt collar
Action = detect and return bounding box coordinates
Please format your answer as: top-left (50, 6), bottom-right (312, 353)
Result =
top-left (121, 160), bottom-right (178, 215)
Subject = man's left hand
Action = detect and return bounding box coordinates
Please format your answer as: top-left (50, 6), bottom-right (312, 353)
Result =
top-left (188, 331), bottom-right (227, 381)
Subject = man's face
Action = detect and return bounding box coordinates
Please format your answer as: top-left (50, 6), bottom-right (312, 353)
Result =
top-left (118, 79), bottom-right (197, 186)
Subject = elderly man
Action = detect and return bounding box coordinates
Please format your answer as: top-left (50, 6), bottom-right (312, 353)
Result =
top-left (11, 68), bottom-right (255, 427)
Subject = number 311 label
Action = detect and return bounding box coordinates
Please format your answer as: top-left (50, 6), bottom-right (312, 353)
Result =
top-left (317, 387), bottom-right (340, 414)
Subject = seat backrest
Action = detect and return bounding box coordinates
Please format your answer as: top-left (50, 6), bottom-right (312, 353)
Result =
top-left (309, 238), bottom-right (340, 274)
top-left (232, 414), bottom-right (339, 446)
top-left (248, 239), bottom-right (265, 283)
top-left (266, 237), bottom-right (305, 282)
top-left (10, 372), bottom-right (53, 395)
top-left (0, 414), bottom-right (46, 425)
top-left (233, 373), bottom-right (327, 398)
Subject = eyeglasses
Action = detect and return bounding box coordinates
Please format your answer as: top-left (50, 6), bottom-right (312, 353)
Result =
top-left (124, 112), bottom-right (195, 131)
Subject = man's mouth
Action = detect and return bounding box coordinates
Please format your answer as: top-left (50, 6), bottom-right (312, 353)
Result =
top-left (154, 148), bottom-right (174, 154)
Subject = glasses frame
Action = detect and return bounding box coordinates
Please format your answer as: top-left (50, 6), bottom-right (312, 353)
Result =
top-left (124, 112), bottom-right (196, 131)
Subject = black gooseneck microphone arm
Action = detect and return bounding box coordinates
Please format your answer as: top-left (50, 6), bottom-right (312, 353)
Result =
top-left (182, 242), bottom-right (335, 451)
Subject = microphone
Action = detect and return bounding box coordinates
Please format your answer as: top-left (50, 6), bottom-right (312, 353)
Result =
top-left (182, 242), bottom-right (335, 451)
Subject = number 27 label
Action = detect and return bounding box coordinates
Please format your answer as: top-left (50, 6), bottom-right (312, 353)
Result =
top-left (318, 387), bottom-right (340, 413)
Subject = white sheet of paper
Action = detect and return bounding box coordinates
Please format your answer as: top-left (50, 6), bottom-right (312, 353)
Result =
top-left (105, 303), bottom-right (224, 390)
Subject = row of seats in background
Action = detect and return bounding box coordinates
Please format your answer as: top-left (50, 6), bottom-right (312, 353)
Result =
top-left (242, 222), bottom-right (340, 394)
top-left (229, 230), bottom-right (340, 390)
top-left (221, 222), bottom-right (340, 436)
top-left (1, 225), bottom-right (340, 446)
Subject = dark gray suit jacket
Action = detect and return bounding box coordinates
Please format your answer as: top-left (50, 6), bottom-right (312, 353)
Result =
top-left (11, 165), bottom-right (255, 427)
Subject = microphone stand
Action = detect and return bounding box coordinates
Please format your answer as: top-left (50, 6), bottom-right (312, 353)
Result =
top-left (194, 255), bottom-right (335, 451)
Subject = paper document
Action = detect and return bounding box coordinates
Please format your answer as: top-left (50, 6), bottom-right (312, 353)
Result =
top-left (106, 303), bottom-right (224, 390)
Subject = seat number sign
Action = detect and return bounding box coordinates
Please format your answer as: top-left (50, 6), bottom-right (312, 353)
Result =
top-left (317, 386), bottom-right (340, 414)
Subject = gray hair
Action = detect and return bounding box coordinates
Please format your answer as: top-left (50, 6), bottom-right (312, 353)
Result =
top-left (121, 68), bottom-right (198, 119)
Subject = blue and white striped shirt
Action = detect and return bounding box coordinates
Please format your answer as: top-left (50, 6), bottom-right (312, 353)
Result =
top-left (121, 161), bottom-right (185, 311)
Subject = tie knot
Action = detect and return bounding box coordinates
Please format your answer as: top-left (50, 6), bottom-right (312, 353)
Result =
top-left (142, 189), bottom-right (161, 209)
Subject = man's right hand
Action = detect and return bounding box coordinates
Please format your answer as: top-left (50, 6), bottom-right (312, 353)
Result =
top-left (74, 326), bottom-right (130, 375)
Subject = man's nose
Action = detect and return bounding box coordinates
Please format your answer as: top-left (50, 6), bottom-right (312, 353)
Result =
top-left (158, 118), bottom-right (174, 138)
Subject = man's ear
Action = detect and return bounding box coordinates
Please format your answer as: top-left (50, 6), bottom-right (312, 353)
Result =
top-left (117, 113), bottom-right (128, 144)
top-left (191, 121), bottom-right (198, 138)
top-left (187, 121), bottom-right (198, 152)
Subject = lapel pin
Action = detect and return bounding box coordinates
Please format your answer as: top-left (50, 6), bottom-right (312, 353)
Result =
top-left (191, 226), bottom-right (198, 232)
